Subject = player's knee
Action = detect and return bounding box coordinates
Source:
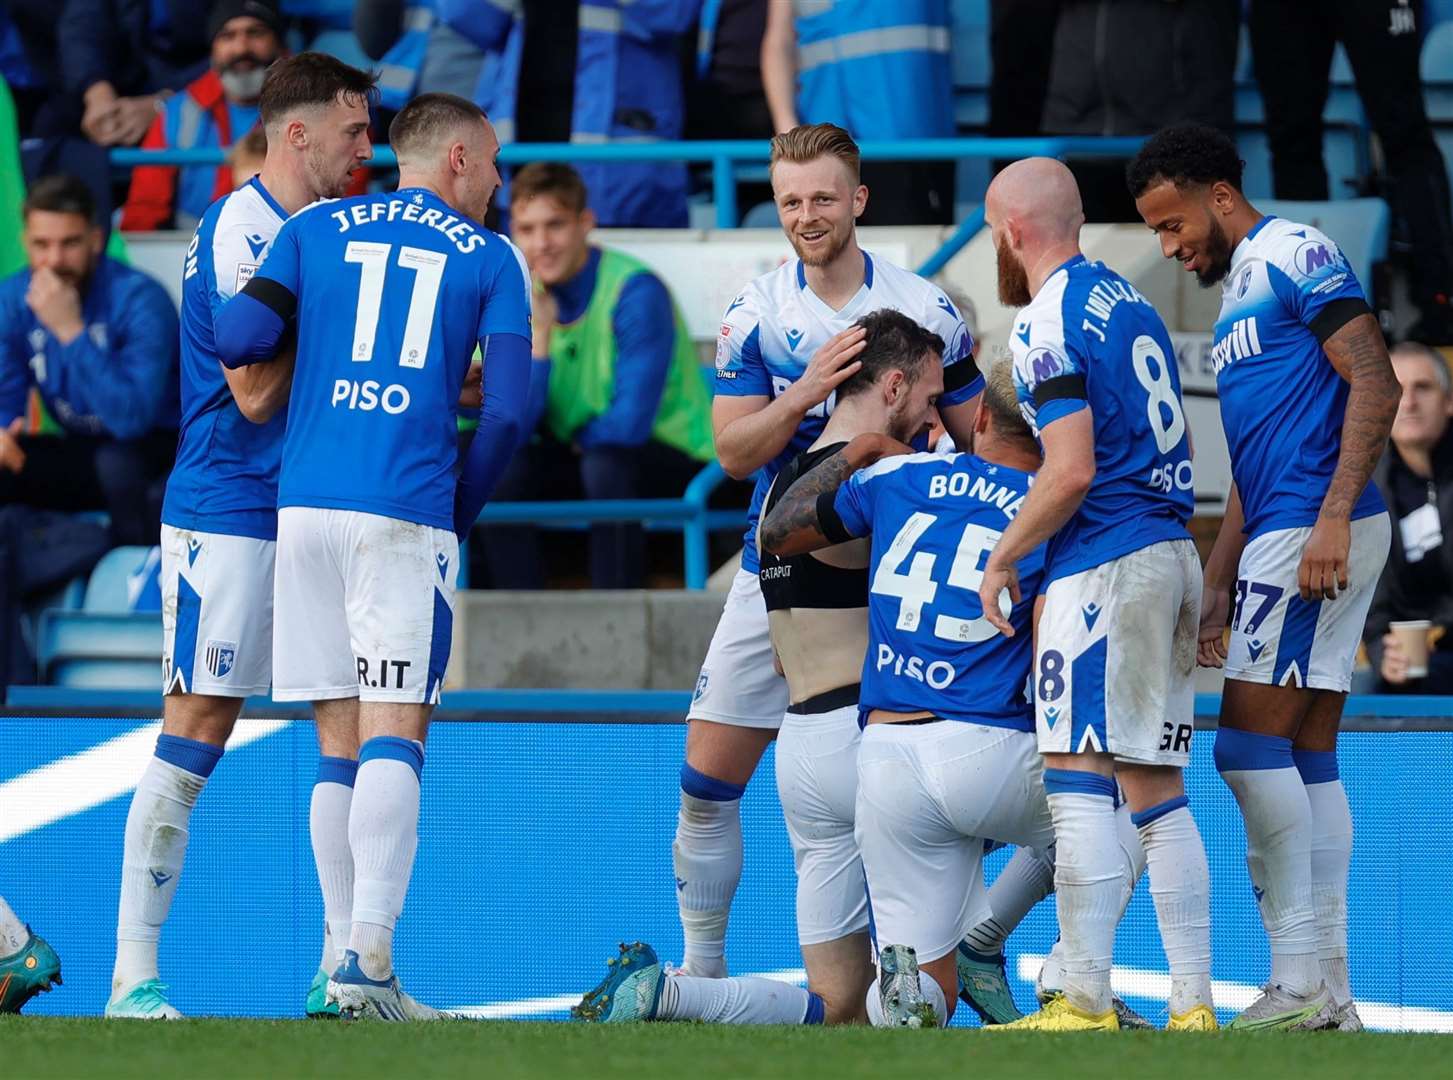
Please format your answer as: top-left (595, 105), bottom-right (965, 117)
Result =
top-left (678, 763), bottom-right (747, 820)
top-left (1213, 725), bottom-right (1293, 774)
top-left (161, 694), bottom-right (240, 747)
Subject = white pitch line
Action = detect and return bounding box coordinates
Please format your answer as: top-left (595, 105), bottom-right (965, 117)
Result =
top-left (0, 718), bottom-right (289, 844)
top-left (449, 966), bottom-right (810, 1019)
top-left (1016, 953), bottom-right (1453, 1033)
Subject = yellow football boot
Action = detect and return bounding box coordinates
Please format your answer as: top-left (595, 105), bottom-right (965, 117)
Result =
top-left (984, 993), bottom-right (1119, 1031)
top-left (1167, 1004), bottom-right (1219, 1031)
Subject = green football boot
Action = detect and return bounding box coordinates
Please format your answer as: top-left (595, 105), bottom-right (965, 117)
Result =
top-left (0, 930), bottom-right (61, 1013)
top-left (307, 967), bottom-right (340, 1019)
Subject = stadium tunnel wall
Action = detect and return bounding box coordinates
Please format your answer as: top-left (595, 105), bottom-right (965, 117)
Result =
top-left (1, 715), bottom-right (1449, 1029)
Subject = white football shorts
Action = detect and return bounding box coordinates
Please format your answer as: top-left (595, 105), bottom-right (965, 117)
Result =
top-left (161, 524), bottom-right (274, 697)
top-left (855, 719), bottom-right (1053, 965)
top-left (1035, 539), bottom-right (1202, 767)
top-left (272, 506), bottom-right (458, 704)
top-left (689, 567), bottom-right (789, 729)
top-left (775, 702), bottom-right (869, 946)
top-left (1224, 512), bottom-right (1391, 692)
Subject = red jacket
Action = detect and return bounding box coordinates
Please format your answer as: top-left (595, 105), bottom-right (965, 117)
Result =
top-left (120, 70), bottom-right (237, 232)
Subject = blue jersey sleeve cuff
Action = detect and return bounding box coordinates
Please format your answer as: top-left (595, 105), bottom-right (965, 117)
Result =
top-left (939, 370), bottom-right (984, 408)
top-left (1035, 397), bottom-right (1088, 428)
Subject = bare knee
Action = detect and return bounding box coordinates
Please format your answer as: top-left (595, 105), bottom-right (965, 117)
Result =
top-left (684, 718), bottom-right (775, 786)
top-left (359, 701), bottom-right (431, 744)
top-left (314, 697), bottom-right (360, 758)
top-left (1115, 763), bottom-right (1185, 814)
top-left (162, 692), bottom-right (242, 746)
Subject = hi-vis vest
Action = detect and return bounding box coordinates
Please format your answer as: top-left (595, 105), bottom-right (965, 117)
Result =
top-left (545, 248), bottom-right (713, 461)
top-left (793, 0), bottom-right (954, 139)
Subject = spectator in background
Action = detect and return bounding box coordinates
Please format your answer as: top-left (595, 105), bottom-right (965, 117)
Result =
top-left (1362, 342), bottom-right (1453, 693)
top-left (1043, 0), bottom-right (1237, 221)
top-left (354, 0), bottom-right (486, 114)
top-left (1250, 1), bottom-right (1453, 345)
top-left (0, 175), bottom-right (179, 546)
top-left (481, 163), bottom-right (713, 589)
top-left (227, 124), bottom-right (268, 187)
top-left (438, 0), bottom-right (699, 228)
top-left (685, 0), bottom-right (774, 221)
top-left (0, 1), bottom-right (74, 137)
top-left (120, 1), bottom-right (285, 232)
top-left (988, 0), bottom-right (1060, 170)
top-left (60, 0), bottom-right (216, 148)
top-left (760, 0), bottom-right (955, 225)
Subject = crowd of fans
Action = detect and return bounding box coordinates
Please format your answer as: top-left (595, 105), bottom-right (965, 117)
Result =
top-left (1, 0), bottom-right (1453, 691)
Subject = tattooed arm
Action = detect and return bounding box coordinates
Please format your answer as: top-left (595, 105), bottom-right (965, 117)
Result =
top-left (1300, 312), bottom-right (1400, 600)
top-left (759, 433), bottom-right (911, 556)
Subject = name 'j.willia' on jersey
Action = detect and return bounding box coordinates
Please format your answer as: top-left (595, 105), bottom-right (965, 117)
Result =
top-left (833, 450), bottom-right (1046, 731)
top-left (1010, 256), bottom-right (1195, 581)
top-left (258, 187), bottom-right (530, 531)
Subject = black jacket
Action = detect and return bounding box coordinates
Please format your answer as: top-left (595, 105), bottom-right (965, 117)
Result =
top-left (58, 0), bottom-right (210, 98)
top-left (1362, 428), bottom-right (1453, 672)
top-left (1041, 0), bottom-right (1238, 136)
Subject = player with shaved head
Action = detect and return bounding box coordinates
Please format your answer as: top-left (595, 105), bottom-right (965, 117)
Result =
top-left (975, 158), bottom-right (1215, 1031)
top-left (216, 92), bottom-right (533, 1020)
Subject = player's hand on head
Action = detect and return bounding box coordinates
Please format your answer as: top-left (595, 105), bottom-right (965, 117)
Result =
top-left (789, 326), bottom-right (866, 411)
top-left (1298, 515), bottom-right (1351, 601)
top-left (978, 559), bottom-right (1019, 636)
top-left (1197, 584), bottom-right (1230, 668)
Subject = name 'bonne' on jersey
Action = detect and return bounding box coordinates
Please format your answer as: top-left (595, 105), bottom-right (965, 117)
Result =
top-left (1213, 215), bottom-right (1385, 538)
top-left (713, 252), bottom-right (983, 574)
top-left (250, 188), bottom-right (531, 531)
top-left (1010, 254), bottom-right (1193, 583)
top-left (830, 452), bottom-right (1045, 731)
top-left (163, 177), bottom-right (289, 540)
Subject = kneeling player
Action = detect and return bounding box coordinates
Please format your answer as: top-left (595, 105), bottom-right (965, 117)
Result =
top-left (0, 895), bottom-right (60, 1012)
top-left (758, 364), bottom-right (1059, 1028)
top-left (574, 324), bottom-right (1049, 1027)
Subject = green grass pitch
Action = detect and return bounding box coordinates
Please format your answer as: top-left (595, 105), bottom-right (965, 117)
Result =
top-left (4, 1017), bottom-right (1450, 1080)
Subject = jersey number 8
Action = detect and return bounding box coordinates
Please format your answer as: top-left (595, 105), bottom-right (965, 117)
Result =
top-left (871, 512), bottom-right (1008, 644)
top-left (1130, 335), bottom-right (1186, 455)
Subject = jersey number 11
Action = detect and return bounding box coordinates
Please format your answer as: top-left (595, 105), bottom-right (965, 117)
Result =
top-left (344, 240), bottom-right (448, 369)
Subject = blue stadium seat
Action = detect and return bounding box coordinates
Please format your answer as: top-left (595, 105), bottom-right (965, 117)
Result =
top-left (1429, 0), bottom-right (1453, 28)
top-left (1238, 128), bottom-right (1365, 202)
top-left (1422, 21), bottom-right (1453, 121)
top-left (47, 657), bottom-right (159, 690)
top-left (83, 546), bottom-right (160, 613)
top-left (37, 610), bottom-right (161, 687)
top-left (1258, 197), bottom-right (1390, 293)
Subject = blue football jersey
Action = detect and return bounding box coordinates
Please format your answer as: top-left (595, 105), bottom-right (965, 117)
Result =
top-left (1010, 255), bottom-right (1193, 583)
top-left (1212, 215), bottom-right (1385, 538)
top-left (163, 177), bottom-right (289, 540)
top-left (831, 452), bottom-right (1045, 731)
top-left (715, 252), bottom-right (982, 573)
top-left (251, 188), bottom-right (531, 530)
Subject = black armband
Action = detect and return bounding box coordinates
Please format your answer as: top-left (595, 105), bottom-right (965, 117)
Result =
top-left (943, 355), bottom-right (981, 394)
top-left (1308, 297), bottom-right (1373, 344)
top-left (1032, 374), bottom-right (1088, 407)
top-left (242, 276), bottom-right (298, 322)
top-left (816, 491), bottom-right (854, 544)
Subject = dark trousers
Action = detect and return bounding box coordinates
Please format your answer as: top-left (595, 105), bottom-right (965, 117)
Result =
top-left (1250, 0), bottom-right (1453, 323)
top-left (0, 432), bottom-right (175, 545)
top-left (859, 161), bottom-right (956, 226)
top-left (479, 436), bottom-right (703, 590)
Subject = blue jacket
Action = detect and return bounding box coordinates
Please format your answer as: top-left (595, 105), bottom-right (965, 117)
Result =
top-left (439, 0), bottom-right (699, 227)
top-left (795, 0), bottom-right (954, 140)
top-left (0, 258), bottom-right (180, 439)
